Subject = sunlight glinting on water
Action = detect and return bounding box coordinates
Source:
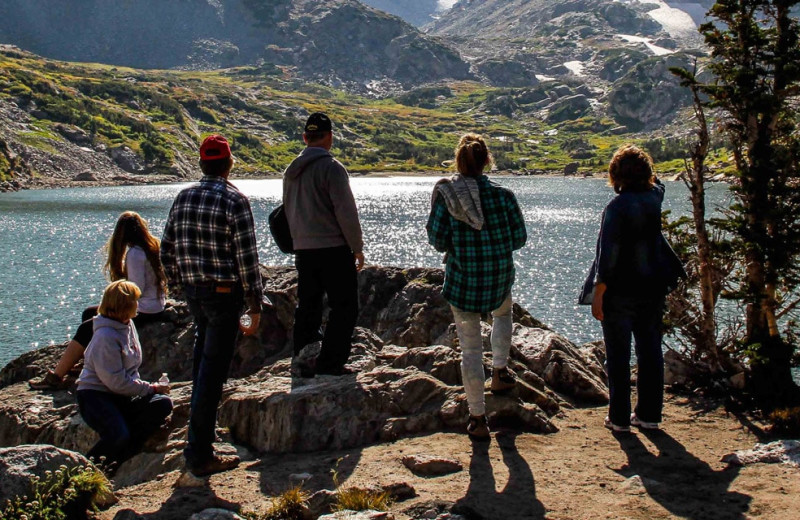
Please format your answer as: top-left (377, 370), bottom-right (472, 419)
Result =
top-left (0, 176), bottom-right (731, 369)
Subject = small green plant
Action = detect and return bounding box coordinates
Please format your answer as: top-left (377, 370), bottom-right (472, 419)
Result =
top-left (331, 458), bottom-right (393, 513)
top-left (0, 464), bottom-right (113, 520)
top-left (243, 485), bottom-right (308, 520)
top-left (768, 407), bottom-right (800, 435)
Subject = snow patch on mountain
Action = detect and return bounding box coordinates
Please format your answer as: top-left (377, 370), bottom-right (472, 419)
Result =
top-left (616, 34), bottom-right (675, 56)
top-left (635, 0), bottom-right (708, 43)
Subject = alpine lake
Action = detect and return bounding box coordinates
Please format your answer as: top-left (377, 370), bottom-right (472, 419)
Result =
top-left (3, 175), bottom-right (795, 382)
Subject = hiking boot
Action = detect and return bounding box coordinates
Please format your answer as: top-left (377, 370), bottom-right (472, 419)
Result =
top-left (490, 366), bottom-right (516, 395)
top-left (467, 414), bottom-right (490, 441)
top-left (604, 416), bottom-right (631, 433)
top-left (28, 370), bottom-right (70, 391)
top-left (630, 414), bottom-right (660, 430)
top-left (188, 454), bottom-right (240, 477)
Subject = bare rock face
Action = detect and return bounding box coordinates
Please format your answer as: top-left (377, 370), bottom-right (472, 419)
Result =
top-left (511, 325), bottom-right (609, 404)
top-left (1, 265), bottom-right (606, 488)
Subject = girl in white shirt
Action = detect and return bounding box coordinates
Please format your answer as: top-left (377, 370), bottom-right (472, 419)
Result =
top-left (30, 211), bottom-right (167, 390)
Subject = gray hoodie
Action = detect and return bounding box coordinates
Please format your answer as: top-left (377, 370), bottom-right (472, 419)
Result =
top-left (77, 315), bottom-right (154, 397)
top-left (282, 147), bottom-right (364, 253)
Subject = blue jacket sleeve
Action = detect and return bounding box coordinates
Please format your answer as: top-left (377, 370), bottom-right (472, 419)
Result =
top-left (595, 202), bottom-right (622, 285)
top-left (426, 194), bottom-right (452, 253)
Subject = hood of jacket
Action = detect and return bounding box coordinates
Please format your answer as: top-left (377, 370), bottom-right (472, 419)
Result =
top-left (93, 314), bottom-right (130, 333)
top-left (284, 147), bottom-right (332, 180)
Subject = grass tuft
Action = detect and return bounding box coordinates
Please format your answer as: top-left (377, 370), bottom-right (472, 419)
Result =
top-left (331, 458), bottom-right (393, 513)
top-left (244, 485), bottom-right (309, 520)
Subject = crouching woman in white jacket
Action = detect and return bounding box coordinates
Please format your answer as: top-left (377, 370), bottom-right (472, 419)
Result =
top-left (76, 280), bottom-right (172, 471)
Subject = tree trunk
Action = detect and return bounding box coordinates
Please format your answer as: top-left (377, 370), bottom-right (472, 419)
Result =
top-left (686, 83), bottom-right (721, 370)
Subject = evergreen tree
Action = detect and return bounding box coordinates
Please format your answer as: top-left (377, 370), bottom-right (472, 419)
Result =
top-left (699, 0), bottom-right (800, 398)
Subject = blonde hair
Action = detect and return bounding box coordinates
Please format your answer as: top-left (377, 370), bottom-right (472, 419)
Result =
top-left (608, 145), bottom-right (655, 193)
top-left (105, 211), bottom-right (167, 295)
top-left (98, 280), bottom-right (141, 322)
top-left (455, 133), bottom-right (493, 178)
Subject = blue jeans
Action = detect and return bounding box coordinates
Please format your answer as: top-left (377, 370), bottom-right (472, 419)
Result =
top-left (293, 246), bottom-right (358, 372)
top-left (184, 283), bottom-right (244, 465)
top-left (601, 291), bottom-right (665, 426)
top-left (77, 389), bottom-right (172, 468)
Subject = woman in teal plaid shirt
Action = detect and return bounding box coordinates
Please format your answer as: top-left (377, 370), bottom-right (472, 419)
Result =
top-left (426, 133), bottom-right (528, 441)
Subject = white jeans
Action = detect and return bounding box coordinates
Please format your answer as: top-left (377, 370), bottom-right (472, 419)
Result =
top-left (451, 295), bottom-right (513, 416)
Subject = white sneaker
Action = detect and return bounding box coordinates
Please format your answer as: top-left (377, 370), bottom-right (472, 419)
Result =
top-left (604, 416), bottom-right (631, 433)
top-left (630, 414), bottom-right (660, 430)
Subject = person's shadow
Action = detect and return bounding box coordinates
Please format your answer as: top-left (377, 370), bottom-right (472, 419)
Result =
top-left (615, 429), bottom-right (751, 519)
top-left (453, 432), bottom-right (546, 520)
top-left (114, 477), bottom-right (242, 519)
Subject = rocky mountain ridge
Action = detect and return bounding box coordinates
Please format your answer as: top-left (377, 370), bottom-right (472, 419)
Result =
top-left (0, 0), bottom-right (470, 88)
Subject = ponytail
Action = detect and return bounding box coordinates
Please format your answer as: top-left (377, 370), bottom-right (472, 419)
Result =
top-left (455, 133), bottom-right (493, 177)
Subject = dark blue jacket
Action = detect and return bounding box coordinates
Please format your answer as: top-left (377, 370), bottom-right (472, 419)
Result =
top-left (579, 179), bottom-right (685, 304)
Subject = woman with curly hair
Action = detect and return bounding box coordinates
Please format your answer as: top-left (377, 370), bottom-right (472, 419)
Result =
top-left (30, 211), bottom-right (167, 390)
top-left (581, 145), bottom-right (685, 433)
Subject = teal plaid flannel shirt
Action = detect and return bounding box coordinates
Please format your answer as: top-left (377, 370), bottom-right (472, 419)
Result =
top-left (426, 175), bottom-right (527, 312)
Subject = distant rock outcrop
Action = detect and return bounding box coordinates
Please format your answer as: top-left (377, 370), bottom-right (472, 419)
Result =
top-left (0, 0), bottom-right (471, 88)
top-left (0, 265), bottom-right (607, 488)
top-left (360, 0), bottom-right (445, 27)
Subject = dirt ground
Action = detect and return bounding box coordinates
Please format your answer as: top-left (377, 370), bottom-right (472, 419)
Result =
top-left (100, 393), bottom-right (800, 520)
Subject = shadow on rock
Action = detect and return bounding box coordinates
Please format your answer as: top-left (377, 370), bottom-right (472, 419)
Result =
top-left (453, 432), bottom-right (546, 520)
top-left (615, 429), bottom-right (751, 520)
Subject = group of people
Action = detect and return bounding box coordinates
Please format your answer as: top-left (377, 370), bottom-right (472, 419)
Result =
top-left (29, 111), bottom-right (683, 475)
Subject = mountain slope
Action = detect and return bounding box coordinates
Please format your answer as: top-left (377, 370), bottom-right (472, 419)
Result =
top-left (0, 0), bottom-right (471, 89)
top-left (424, 0), bottom-right (713, 129)
top-left (359, 0), bottom-right (443, 27)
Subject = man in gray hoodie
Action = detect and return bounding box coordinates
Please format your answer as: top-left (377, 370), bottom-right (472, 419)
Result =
top-left (283, 112), bottom-right (364, 376)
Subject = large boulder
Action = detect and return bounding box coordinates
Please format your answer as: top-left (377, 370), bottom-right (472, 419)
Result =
top-left (219, 366), bottom-right (557, 454)
top-left (0, 444), bottom-right (110, 505)
top-left (511, 325), bottom-right (609, 404)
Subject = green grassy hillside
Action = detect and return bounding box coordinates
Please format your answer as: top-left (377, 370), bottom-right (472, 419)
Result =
top-left (0, 47), bottom-right (725, 180)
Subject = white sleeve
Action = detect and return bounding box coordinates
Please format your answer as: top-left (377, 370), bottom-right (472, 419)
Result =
top-left (125, 247), bottom-right (148, 291)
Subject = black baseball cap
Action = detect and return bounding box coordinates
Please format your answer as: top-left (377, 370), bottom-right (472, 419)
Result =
top-left (304, 112), bottom-right (332, 133)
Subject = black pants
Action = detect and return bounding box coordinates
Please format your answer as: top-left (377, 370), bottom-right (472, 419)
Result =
top-left (293, 245), bottom-right (358, 371)
top-left (601, 291), bottom-right (665, 427)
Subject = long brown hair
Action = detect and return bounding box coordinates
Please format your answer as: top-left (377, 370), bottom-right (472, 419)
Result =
top-left (105, 211), bottom-right (167, 295)
top-left (455, 133), bottom-right (493, 178)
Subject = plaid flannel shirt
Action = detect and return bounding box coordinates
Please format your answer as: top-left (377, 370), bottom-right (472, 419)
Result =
top-left (161, 176), bottom-right (263, 300)
top-left (426, 175), bottom-right (527, 313)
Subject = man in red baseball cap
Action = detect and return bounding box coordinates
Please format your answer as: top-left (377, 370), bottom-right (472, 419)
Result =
top-left (161, 134), bottom-right (263, 477)
top-left (198, 134), bottom-right (232, 160)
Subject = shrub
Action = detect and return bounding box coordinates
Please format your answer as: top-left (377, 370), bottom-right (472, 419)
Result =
top-left (0, 464), bottom-right (113, 520)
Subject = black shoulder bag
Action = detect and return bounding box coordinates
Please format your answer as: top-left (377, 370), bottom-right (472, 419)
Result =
top-left (269, 156), bottom-right (327, 254)
top-left (269, 204), bottom-right (294, 254)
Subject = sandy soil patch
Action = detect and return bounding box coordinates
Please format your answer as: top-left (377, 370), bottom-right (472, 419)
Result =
top-left (100, 394), bottom-right (799, 519)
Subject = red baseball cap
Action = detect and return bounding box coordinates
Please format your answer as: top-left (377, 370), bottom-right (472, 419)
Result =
top-left (199, 135), bottom-right (232, 160)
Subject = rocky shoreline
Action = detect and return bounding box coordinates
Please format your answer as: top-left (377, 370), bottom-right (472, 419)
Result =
top-left (2, 265), bottom-right (798, 519)
top-left (0, 265), bottom-right (609, 514)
